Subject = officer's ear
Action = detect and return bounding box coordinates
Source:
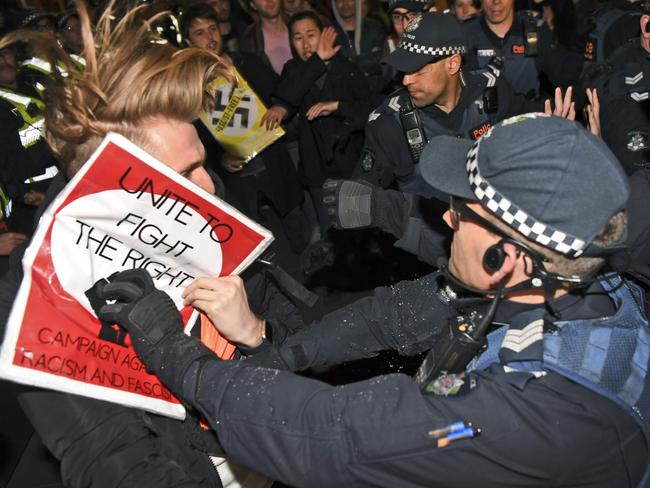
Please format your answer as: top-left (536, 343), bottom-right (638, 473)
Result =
top-left (446, 54), bottom-right (462, 76)
top-left (642, 15), bottom-right (650, 38)
top-left (486, 241), bottom-right (519, 286)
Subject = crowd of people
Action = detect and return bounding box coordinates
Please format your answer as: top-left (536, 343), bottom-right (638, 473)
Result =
top-left (1, 0), bottom-right (650, 486)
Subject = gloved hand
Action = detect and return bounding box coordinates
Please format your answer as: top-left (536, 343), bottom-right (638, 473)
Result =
top-left (95, 269), bottom-right (214, 394)
top-left (322, 179), bottom-right (377, 229)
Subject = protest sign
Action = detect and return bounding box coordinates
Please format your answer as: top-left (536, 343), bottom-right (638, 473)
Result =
top-left (0, 133), bottom-right (273, 419)
top-left (199, 66), bottom-right (284, 163)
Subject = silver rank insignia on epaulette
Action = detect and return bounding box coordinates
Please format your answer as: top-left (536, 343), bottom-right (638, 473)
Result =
top-left (388, 96), bottom-right (401, 112)
top-left (368, 110), bottom-right (380, 122)
top-left (627, 130), bottom-right (649, 152)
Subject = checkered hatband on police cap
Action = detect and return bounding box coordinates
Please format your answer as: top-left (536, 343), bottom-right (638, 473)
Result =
top-left (465, 140), bottom-right (587, 258)
top-left (397, 41), bottom-right (466, 57)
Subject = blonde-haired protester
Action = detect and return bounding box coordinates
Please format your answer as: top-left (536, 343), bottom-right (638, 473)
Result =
top-left (0, 2), bottom-right (278, 487)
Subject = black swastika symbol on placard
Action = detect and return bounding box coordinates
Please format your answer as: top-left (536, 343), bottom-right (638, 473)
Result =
top-left (212, 90), bottom-right (254, 130)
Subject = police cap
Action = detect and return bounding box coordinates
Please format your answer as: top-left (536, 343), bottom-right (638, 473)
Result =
top-left (384, 12), bottom-right (467, 73)
top-left (420, 114), bottom-right (629, 258)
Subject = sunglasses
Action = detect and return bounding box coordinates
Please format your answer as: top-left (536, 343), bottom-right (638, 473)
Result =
top-left (448, 196), bottom-right (550, 264)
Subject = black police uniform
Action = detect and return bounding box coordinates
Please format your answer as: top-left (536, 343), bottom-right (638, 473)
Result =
top-left (177, 272), bottom-right (646, 487)
top-left (463, 12), bottom-right (584, 99)
top-left (355, 73), bottom-right (537, 195)
top-left (585, 40), bottom-right (650, 175)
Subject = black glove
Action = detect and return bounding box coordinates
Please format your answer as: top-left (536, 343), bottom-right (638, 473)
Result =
top-left (96, 269), bottom-right (214, 395)
top-left (322, 179), bottom-right (378, 229)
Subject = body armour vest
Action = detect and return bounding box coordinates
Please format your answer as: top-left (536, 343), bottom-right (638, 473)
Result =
top-left (463, 14), bottom-right (540, 98)
top-left (469, 274), bottom-right (650, 486)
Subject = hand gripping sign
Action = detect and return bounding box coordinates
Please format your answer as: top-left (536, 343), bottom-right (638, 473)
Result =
top-left (199, 66), bottom-right (284, 164)
top-left (0, 133), bottom-right (273, 419)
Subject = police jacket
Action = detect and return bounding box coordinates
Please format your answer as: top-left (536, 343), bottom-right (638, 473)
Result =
top-left (586, 41), bottom-right (650, 175)
top-left (356, 72), bottom-right (537, 195)
top-left (273, 53), bottom-right (376, 187)
top-left (177, 272), bottom-right (647, 487)
top-left (463, 13), bottom-right (584, 98)
top-left (0, 79), bottom-right (58, 235)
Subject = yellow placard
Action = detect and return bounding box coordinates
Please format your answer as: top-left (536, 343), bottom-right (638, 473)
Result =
top-left (200, 67), bottom-right (285, 163)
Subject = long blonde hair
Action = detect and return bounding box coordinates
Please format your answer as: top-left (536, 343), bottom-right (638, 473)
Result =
top-left (1, 0), bottom-right (232, 176)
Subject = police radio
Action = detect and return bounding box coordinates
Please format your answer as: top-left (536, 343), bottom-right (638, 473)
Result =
top-left (522, 13), bottom-right (539, 57)
top-left (399, 99), bottom-right (427, 164)
top-left (415, 311), bottom-right (489, 389)
top-left (415, 275), bottom-right (504, 392)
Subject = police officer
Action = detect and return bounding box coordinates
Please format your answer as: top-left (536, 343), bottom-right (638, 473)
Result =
top-left (584, 2), bottom-right (650, 175)
top-left (463, 0), bottom-right (584, 99)
top-left (357, 12), bottom-right (536, 197)
top-left (0, 41), bottom-right (57, 236)
top-left (99, 115), bottom-right (648, 487)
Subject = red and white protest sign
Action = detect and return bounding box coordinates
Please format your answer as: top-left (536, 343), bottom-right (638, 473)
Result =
top-left (0, 133), bottom-right (273, 419)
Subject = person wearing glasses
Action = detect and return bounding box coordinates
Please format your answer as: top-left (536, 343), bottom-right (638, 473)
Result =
top-left (98, 113), bottom-right (648, 486)
top-left (355, 12), bottom-right (537, 198)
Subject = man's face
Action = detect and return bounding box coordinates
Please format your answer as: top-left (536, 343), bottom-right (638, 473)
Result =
top-left (390, 8), bottom-right (420, 37)
top-left (60, 16), bottom-right (83, 53)
top-left (142, 118), bottom-right (215, 195)
top-left (251, 0), bottom-right (282, 20)
top-left (291, 18), bottom-right (322, 61)
top-left (444, 200), bottom-right (501, 290)
top-left (207, 0), bottom-right (232, 22)
top-left (284, 0), bottom-right (307, 17)
top-left (187, 17), bottom-right (223, 55)
top-left (483, 0), bottom-right (515, 26)
top-left (401, 57), bottom-right (451, 107)
top-left (335, 0), bottom-right (356, 20)
top-left (0, 48), bottom-right (18, 88)
top-left (452, 0), bottom-right (478, 21)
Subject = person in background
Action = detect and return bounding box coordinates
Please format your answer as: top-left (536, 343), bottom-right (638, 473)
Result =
top-left (56, 9), bottom-right (83, 55)
top-left (182, 3), bottom-right (310, 255)
top-left (448, 0), bottom-right (480, 21)
top-left (265, 11), bottom-right (374, 236)
top-left (207, 0), bottom-right (248, 52)
top-left (330, 0), bottom-right (386, 93)
top-left (238, 0), bottom-right (293, 74)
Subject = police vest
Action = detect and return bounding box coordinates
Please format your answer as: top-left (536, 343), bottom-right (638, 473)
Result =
top-left (464, 13), bottom-right (541, 98)
top-left (0, 87), bottom-right (45, 148)
top-left (470, 274), bottom-right (650, 486)
top-left (21, 55), bottom-right (86, 95)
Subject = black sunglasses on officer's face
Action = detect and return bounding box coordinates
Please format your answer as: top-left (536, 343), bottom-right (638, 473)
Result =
top-left (449, 196), bottom-right (551, 264)
top-left (449, 196), bottom-right (511, 238)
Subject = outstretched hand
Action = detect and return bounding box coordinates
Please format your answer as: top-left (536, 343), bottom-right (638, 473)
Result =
top-left (317, 27), bottom-right (341, 62)
top-left (544, 86), bottom-right (575, 120)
